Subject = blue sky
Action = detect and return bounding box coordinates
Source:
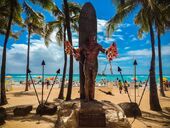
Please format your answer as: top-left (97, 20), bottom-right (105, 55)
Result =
top-left (0, 0), bottom-right (170, 75)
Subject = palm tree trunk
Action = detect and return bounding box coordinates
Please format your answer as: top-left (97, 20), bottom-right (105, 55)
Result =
top-left (25, 28), bottom-right (31, 91)
top-left (0, 4), bottom-right (14, 105)
top-left (58, 26), bottom-right (67, 99)
top-left (63, 0), bottom-right (73, 101)
top-left (148, 17), bottom-right (162, 111)
top-left (157, 29), bottom-right (165, 97)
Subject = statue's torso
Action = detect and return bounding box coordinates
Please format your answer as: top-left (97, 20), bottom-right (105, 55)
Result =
top-left (83, 43), bottom-right (100, 67)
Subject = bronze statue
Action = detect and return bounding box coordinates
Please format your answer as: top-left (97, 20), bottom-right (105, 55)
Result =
top-left (65, 34), bottom-right (118, 101)
top-left (74, 33), bottom-right (106, 101)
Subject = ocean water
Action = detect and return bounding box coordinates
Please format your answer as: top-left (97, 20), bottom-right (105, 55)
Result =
top-left (4, 74), bottom-right (170, 83)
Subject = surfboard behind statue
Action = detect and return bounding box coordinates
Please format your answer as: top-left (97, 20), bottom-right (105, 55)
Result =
top-left (79, 3), bottom-right (97, 99)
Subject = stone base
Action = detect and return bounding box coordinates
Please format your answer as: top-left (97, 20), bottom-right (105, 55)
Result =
top-left (0, 107), bottom-right (6, 125)
top-left (13, 105), bottom-right (32, 116)
top-left (118, 102), bottom-right (142, 117)
top-left (55, 100), bottom-right (131, 128)
top-left (79, 101), bottom-right (106, 127)
top-left (36, 103), bottom-right (57, 115)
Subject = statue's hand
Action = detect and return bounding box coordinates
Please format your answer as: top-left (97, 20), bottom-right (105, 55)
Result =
top-left (106, 49), bottom-right (108, 55)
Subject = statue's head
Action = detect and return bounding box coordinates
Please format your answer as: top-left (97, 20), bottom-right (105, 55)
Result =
top-left (88, 32), bottom-right (96, 43)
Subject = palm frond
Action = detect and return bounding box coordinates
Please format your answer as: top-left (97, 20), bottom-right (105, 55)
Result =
top-left (106, 0), bottom-right (137, 37)
top-left (29, 0), bottom-right (55, 11)
top-left (56, 25), bottom-right (63, 46)
top-left (23, 1), bottom-right (44, 20)
top-left (45, 20), bottom-right (63, 46)
top-left (52, 5), bottom-right (63, 17)
top-left (68, 2), bottom-right (81, 16)
top-left (13, 2), bottom-right (24, 27)
top-left (23, 1), bottom-right (45, 35)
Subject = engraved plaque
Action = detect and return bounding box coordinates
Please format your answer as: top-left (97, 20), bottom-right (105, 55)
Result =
top-left (79, 112), bottom-right (106, 127)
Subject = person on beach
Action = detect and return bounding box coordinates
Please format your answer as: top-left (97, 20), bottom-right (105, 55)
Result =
top-left (114, 78), bottom-right (119, 87)
top-left (124, 80), bottom-right (128, 94)
top-left (28, 80), bottom-right (31, 89)
top-left (118, 80), bottom-right (123, 94)
top-left (46, 80), bottom-right (50, 89)
top-left (139, 81), bottom-right (142, 87)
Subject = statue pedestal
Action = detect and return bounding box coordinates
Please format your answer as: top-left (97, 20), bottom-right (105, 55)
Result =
top-left (55, 99), bottom-right (131, 128)
top-left (79, 101), bottom-right (106, 127)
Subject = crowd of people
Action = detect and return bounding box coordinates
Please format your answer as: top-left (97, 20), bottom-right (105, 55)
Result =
top-left (17, 77), bottom-right (170, 94)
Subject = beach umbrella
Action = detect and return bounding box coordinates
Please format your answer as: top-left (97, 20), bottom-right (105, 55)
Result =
top-left (163, 77), bottom-right (167, 81)
top-left (5, 76), bottom-right (12, 78)
top-left (45, 78), bottom-right (50, 81)
top-left (132, 77), bottom-right (138, 81)
top-left (36, 76), bottom-right (42, 79)
top-left (50, 77), bottom-right (55, 80)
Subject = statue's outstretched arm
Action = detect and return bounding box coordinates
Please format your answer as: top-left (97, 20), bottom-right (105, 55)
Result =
top-left (99, 45), bottom-right (106, 54)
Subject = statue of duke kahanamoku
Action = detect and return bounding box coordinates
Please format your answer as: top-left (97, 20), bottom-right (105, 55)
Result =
top-left (65, 33), bottom-right (118, 102)
top-left (74, 33), bottom-right (106, 101)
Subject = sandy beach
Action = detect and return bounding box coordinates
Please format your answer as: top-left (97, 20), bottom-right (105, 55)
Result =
top-left (0, 82), bottom-right (170, 128)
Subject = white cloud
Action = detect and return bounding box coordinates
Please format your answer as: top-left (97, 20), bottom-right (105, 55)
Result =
top-left (115, 29), bottom-right (122, 32)
top-left (112, 34), bottom-right (124, 40)
top-left (118, 23), bottom-right (131, 28)
top-left (146, 40), bottom-right (150, 44)
top-left (97, 19), bottom-right (107, 32)
top-left (127, 49), bottom-right (151, 56)
top-left (124, 47), bottom-right (130, 50)
top-left (132, 37), bottom-right (137, 41)
top-left (0, 38), bottom-right (65, 74)
top-left (161, 44), bottom-right (170, 56)
top-left (1, 18), bottom-right (169, 75)
top-left (114, 57), bottom-right (133, 62)
top-left (127, 44), bottom-right (170, 56)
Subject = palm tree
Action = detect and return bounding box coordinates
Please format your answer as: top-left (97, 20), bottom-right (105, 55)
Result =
top-left (157, 28), bottom-right (165, 96)
top-left (23, 0), bottom-right (55, 91)
top-left (107, 0), bottom-right (163, 111)
top-left (0, 0), bottom-right (22, 105)
top-left (63, 0), bottom-right (74, 101)
top-left (23, 2), bottom-right (45, 91)
top-left (156, 1), bottom-right (170, 96)
top-left (135, 1), bottom-right (170, 97)
top-left (45, 2), bottom-right (80, 99)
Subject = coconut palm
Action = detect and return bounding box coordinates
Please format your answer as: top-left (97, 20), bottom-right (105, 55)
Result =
top-left (63, 0), bottom-right (78, 101)
top-left (23, 1), bottom-right (45, 91)
top-left (156, 1), bottom-right (170, 96)
top-left (107, 0), bottom-right (165, 111)
top-left (134, 1), bottom-right (170, 97)
top-left (45, 2), bottom-right (80, 99)
top-left (0, 0), bottom-right (22, 105)
top-left (23, 0), bottom-right (55, 91)
top-left (0, 16), bottom-right (22, 39)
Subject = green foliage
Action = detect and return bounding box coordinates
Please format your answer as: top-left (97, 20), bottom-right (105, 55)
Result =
top-left (107, 0), bottom-right (170, 38)
top-left (45, 2), bottom-right (81, 47)
top-left (106, 0), bottom-right (137, 37)
top-left (29, 0), bottom-right (55, 11)
top-left (0, 0), bottom-right (23, 39)
top-left (23, 1), bottom-right (45, 36)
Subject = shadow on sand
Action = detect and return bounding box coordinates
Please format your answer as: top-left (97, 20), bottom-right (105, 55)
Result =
top-left (11, 91), bottom-right (42, 97)
top-left (133, 108), bottom-right (170, 127)
top-left (4, 104), bottom-right (58, 127)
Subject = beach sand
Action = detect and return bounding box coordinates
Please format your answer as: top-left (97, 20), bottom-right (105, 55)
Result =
top-left (1, 82), bottom-right (170, 128)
